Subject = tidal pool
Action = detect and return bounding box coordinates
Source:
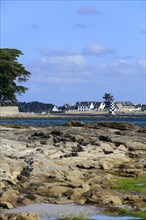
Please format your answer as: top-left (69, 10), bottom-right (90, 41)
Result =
top-left (4, 203), bottom-right (141, 220)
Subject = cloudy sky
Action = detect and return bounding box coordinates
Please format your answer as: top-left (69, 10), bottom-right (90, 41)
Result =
top-left (1, 0), bottom-right (145, 105)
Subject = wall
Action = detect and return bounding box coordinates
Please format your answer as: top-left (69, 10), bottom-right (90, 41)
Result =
top-left (0, 106), bottom-right (19, 116)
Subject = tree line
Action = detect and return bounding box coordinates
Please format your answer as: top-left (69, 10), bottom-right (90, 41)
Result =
top-left (16, 101), bottom-right (54, 113)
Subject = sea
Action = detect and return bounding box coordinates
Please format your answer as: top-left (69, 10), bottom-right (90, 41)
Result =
top-left (0, 114), bottom-right (146, 126)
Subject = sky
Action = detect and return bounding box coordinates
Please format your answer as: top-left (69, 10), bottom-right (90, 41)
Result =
top-left (1, 0), bottom-right (146, 105)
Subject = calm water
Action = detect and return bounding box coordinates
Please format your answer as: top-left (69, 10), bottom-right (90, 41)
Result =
top-left (0, 115), bottom-right (146, 126)
top-left (41, 216), bottom-right (140, 220)
top-left (4, 203), bottom-right (141, 220)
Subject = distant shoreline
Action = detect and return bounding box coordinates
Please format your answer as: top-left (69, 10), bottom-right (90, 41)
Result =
top-left (0, 112), bottom-right (146, 120)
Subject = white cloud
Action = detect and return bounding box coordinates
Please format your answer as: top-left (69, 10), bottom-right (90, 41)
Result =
top-left (82, 43), bottom-right (116, 56)
top-left (48, 55), bottom-right (85, 66)
top-left (138, 59), bottom-right (146, 70)
top-left (32, 75), bottom-right (89, 84)
top-left (36, 54), bottom-right (86, 73)
top-left (28, 46), bottom-right (139, 88)
top-left (94, 60), bottom-right (135, 75)
top-left (77, 6), bottom-right (101, 15)
top-left (39, 47), bottom-right (76, 57)
top-left (28, 52), bottom-right (90, 84)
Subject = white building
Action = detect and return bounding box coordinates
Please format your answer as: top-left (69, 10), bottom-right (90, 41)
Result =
top-left (76, 102), bottom-right (105, 112)
top-left (51, 105), bottom-right (60, 112)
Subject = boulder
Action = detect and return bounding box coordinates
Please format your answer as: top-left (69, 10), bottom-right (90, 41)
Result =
top-left (100, 143), bottom-right (114, 154)
top-left (0, 202), bottom-right (14, 209)
top-left (102, 195), bottom-right (122, 205)
top-left (0, 189), bottom-right (19, 203)
top-left (7, 212), bottom-right (40, 220)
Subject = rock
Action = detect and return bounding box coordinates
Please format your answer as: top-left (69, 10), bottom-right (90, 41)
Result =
top-left (66, 170), bottom-right (84, 185)
top-left (102, 195), bottom-right (122, 205)
top-left (0, 201), bottom-right (14, 209)
top-left (16, 197), bottom-right (32, 206)
top-left (124, 195), bottom-right (140, 201)
top-left (0, 189), bottom-right (19, 203)
top-left (0, 154), bottom-right (26, 181)
top-left (66, 121), bottom-right (85, 127)
top-left (116, 144), bottom-right (127, 151)
top-left (127, 142), bottom-right (146, 151)
top-left (0, 122), bottom-right (145, 212)
top-left (7, 212), bottom-right (40, 220)
top-left (99, 160), bottom-right (114, 170)
top-left (72, 145), bottom-right (85, 152)
top-left (0, 182), bottom-right (5, 189)
top-left (97, 122), bottom-right (140, 131)
top-left (0, 214), bottom-right (8, 220)
top-left (99, 135), bottom-right (112, 142)
top-left (100, 143), bottom-right (114, 154)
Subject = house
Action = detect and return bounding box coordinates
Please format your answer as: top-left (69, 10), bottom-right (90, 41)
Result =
top-left (76, 101), bottom-right (105, 112)
top-left (116, 101), bottom-right (136, 112)
top-left (94, 102), bottom-right (105, 111)
top-left (76, 102), bottom-right (94, 111)
top-left (51, 105), bottom-right (60, 113)
top-left (115, 102), bottom-right (124, 111)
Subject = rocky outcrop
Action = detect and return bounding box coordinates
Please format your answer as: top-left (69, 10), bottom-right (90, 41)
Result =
top-left (0, 212), bottom-right (40, 220)
top-left (0, 122), bottom-right (146, 217)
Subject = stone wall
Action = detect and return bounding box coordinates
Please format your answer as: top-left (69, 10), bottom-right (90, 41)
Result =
top-left (0, 106), bottom-right (19, 116)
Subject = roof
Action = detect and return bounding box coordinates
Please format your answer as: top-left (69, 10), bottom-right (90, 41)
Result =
top-left (116, 101), bottom-right (134, 107)
top-left (76, 101), bottom-right (103, 108)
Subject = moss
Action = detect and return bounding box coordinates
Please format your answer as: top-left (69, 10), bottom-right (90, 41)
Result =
top-left (104, 207), bottom-right (146, 219)
top-left (110, 176), bottom-right (146, 193)
top-left (129, 210), bottom-right (146, 219)
top-left (103, 207), bottom-right (129, 216)
top-left (57, 218), bottom-right (93, 220)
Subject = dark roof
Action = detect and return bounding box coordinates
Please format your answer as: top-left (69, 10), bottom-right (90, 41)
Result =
top-left (76, 101), bottom-right (102, 108)
top-left (116, 101), bottom-right (134, 106)
top-left (123, 101), bottom-right (134, 106)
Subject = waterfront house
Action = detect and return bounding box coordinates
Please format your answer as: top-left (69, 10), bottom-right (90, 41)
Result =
top-left (76, 101), bottom-right (105, 112)
top-left (51, 105), bottom-right (60, 112)
top-left (116, 101), bottom-right (136, 112)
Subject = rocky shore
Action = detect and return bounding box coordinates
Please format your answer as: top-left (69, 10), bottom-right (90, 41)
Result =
top-left (0, 121), bottom-right (146, 220)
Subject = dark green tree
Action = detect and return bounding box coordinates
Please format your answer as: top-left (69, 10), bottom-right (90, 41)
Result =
top-left (0, 48), bottom-right (31, 105)
top-left (103, 93), bottom-right (114, 102)
top-left (103, 93), bottom-right (114, 111)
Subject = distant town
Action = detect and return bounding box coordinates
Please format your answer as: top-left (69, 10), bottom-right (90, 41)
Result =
top-left (15, 100), bottom-right (146, 115)
top-left (1, 100), bottom-right (146, 117)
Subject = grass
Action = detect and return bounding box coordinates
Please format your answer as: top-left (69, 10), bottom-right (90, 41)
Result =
top-left (58, 218), bottom-right (93, 220)
top-left (111, 176), bottom-right (146, 194)
top-left (61, 210), bottom-right (146, 220)
top-left (104, 207), bottom-right (146, 219)
top-left (129, 210), bottom-right (146, 219)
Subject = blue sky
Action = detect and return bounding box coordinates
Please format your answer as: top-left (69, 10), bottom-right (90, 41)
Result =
top-left (1, 0), bottom-right (145, 105)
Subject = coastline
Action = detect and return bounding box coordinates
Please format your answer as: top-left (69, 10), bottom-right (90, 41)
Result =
top-left (0, 121), bottom-right (146, 220)
top-left (0, 111), bottom-right (146, 119)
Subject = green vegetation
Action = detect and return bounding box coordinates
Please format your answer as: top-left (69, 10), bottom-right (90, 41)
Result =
top-left (0, 48), bottom-right (31, 105)
top-left (104, 207), bottom-right (146, 219)
top-left (130, 210), bottom-right (146, 219)
top-left (58, 218), bottom-right (93, 220)
top-left (17, 101), bottom-right (54, 113)
top-left (111, 176), bottom-right (146, 193)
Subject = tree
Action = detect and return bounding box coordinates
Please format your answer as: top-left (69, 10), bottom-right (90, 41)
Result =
top-left (103, 93), bottom-right (114, 102)
top-left (0, 48), bottom-right (31, 105)
top-left (103, 93), bottom-right (115, 112)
